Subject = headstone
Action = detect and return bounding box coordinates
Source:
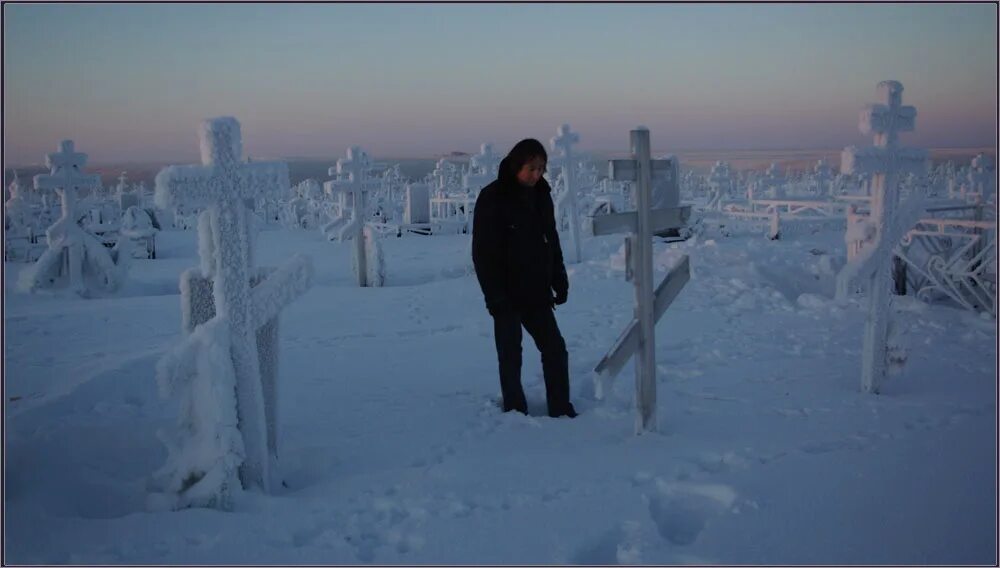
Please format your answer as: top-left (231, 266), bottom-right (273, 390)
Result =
top-left (592, 127), bottom-right (692, 433)
top-left (155, 117), bottom-right (313, 492)
top-left (405, 182), bottom-right (431, 224)
top-left (838, 81), bottom-right (928, 394)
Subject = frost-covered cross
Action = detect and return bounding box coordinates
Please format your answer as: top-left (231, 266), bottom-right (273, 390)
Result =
top-left (837, 81), bottom-right (928, 394)
top-left (550, 124), bottom-right (583, 264)
top-left (471, 143), bottom-right (501, 177)
top-left (27, 140), bottom-right (120, 295)
top-left (326, 146), bottom-right (380, 286)
top-left (707, 161), bottom-right (731, 210)
top-left (967, 154), bottom-right (995, 200)
top-left (155, 117), bottom-right (309, 492)
top-left (592, 127), bottom-right (691, 433)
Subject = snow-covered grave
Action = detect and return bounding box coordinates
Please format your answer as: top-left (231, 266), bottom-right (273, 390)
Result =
top-left (4, 172), bottom-right (43, 262)
top-left (592, 127), bottom-right (692, 433)
top-left (550, 124), bottom-right (583, 264)
top-left (323, 146), bottom-right (385, 287)
top-left (836, 80), bottom-right (930, 394)
top-left (119, 205), bottom-right (158, 259)
top-left (153, 117), bottom-right (314, 502)
top-left (20, 140), bottom-right (126, 296)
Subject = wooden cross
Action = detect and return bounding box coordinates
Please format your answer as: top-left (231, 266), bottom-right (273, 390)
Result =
top-left (551, 123), bottom-right (583, 264)
top-left (839, 81), bottom-right (927, 394)
top-left (592, 127), bottom-right (691, 433)
top-left (155, 117), bottom-right (297, 491)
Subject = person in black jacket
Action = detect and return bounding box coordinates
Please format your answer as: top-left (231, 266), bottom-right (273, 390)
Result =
top-left (472, 138), bottom-right (578, 418)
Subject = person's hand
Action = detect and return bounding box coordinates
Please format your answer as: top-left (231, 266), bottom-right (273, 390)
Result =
top-left (553, 289), bottom-right (568, 306)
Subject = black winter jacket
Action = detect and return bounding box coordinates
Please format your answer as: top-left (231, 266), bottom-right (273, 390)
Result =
top-left (472, 157), bottom-right (569, 315)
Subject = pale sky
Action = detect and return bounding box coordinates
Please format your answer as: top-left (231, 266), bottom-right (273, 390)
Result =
top-left (3, 3), bottom-right (997, 165)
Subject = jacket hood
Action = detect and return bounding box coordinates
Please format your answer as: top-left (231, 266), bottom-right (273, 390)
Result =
top-left (497, 156), bottom-right (553, 193)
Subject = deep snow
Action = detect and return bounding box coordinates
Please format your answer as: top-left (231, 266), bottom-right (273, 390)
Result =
top-left (3, 220), bottom-right (996, 564)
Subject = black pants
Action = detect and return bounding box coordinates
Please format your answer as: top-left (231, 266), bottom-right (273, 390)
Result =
top-left (492, 306), bottom-right (572, 416)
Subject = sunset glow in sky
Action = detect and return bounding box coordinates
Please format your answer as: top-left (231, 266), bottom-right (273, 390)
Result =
top-left (4, 3), bottom-right (997, 165)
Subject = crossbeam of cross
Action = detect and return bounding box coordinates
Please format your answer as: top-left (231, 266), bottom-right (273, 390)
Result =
top-left (592, 127), bottom-right (691, 433)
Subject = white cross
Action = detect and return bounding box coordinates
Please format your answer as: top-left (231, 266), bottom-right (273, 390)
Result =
top-left (471, 143), bottom-right (500, 177)
top-left (30, 140), bottom-right (113, 295)
top-left (550, 124), bottom-right (583, 264)
top-left (325, 146), bottom-right (377, 286)
top-left (592, 127), bottom-right (691, 433)
top-left (839, 81), bottom-right (928, 394)
top-left (707, 161), bottom-right (731, 210)
top-left (34, 140), bottom-right (102, 220)
top-left (968, 153), bottom-right (994, 198)
top-left (155, 117), bottom-right (294, 491)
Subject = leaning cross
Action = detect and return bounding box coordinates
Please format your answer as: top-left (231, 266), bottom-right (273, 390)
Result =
top-left (551, 124), bottom-right (583, 264)
top-left (155, 117), bottom-right (301, 491)
top-left (839, 81), bottom-right (927, 394)
top-left (592, 127), bottom-right (691, 434)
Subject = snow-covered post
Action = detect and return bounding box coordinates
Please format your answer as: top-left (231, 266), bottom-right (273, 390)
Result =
top-left (155, 117), bottom-right (311, 493)
top-left (592, 127), bottom-right (692, 433)
top-left (26, 140), bottom-right (121, 295)
top-left (838, 81), bottom-right (928, 394)
top-left (550, 124), bottom-right (583, 264)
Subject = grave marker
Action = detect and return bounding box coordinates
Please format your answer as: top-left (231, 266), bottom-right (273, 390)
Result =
top-left (592, 127), bottom-right (691, 433)
top-left (838, 81), bottom-right (928, 394)
top-left (550, 124), bottom-right (583, 263)
top-left (155, 117), bottom-right (312, 491)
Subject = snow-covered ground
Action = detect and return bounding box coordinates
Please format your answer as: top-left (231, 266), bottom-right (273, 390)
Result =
top-left (4, 221), bottom-right (996, 564)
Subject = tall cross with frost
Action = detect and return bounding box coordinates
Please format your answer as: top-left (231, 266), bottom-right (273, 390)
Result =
top-left (326, 146), bottom-right (380, 286)
top-left (155, 117), bottom-right (295, 491)
top-left (592, 127), bottom-right (691, 433)
top-left (550, 124), bottom-right (583, 264)
top-left (838, 81), bottom-right (928, 394)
